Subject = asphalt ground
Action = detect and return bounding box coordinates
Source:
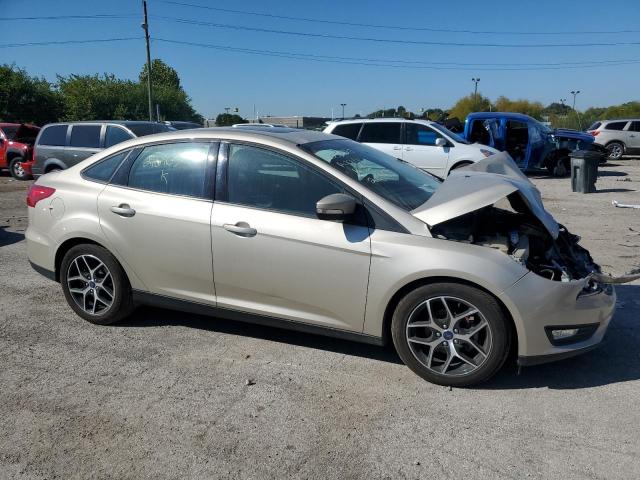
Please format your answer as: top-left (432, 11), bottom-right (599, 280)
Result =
top-left (1, 159), bottom-right (639, 480)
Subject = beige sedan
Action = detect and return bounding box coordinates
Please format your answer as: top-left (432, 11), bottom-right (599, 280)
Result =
top-left (26, 127), bottom-right (624, 386)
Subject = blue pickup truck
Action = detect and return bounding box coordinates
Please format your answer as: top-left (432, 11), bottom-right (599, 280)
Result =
top-left (462, 112), bottom-right (605, 176)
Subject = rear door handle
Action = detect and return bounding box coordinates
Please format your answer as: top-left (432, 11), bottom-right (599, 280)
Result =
top-left (392, 146), bottom-right (402, 151)
top-left (110, 204), bottom-right (136, 217)
top-left (404, 147), bottom-right (413, 151)
top-left (223, 222), bottom-right (257, 237)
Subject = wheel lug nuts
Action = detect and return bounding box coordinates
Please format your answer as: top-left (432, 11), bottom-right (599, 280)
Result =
top-left (443, 341), bottom-right (448, 346)
top-left (454, 329), bottom-right (458, 334)
top-left (436, 333), bottom-right (441, 337)
top-left (443, 325), bottom-right (448, 329)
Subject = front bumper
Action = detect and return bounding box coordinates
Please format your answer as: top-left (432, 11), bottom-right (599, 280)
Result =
top-left (500, 271), bottom-right (616, 365)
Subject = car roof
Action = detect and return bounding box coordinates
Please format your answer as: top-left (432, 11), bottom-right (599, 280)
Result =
top-left (327, 118), bottom-right (435, 125)
top-left (600, 119), bottom-right (637, 123)
top-left (42, 120), bottom-right (166, 127)
top-left (466, 112), bottom-right (535, 122)
top-left (0, 123), bottom-right (21, 127)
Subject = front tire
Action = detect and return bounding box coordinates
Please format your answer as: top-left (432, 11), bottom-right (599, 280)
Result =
top-left (606, 141), bottom-right (624, 161)
top-left (60, 244), bottom-right (134, 325)
top-left (391, 283), bottom-right (511, 387)
top-left (9, 157), bottom-right (29, 180)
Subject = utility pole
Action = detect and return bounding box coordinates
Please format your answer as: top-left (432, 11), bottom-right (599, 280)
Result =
top-left (472, 78), bottom-right (480, 109)
top-left (141, 1), bottom-right (153, 122)
top-left (570, 90), bottom-right (580, 110)
top-left (340, 103), bottom-right (346, 119)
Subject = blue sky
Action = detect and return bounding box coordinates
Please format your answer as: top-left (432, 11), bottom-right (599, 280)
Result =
top-left (2, 0), bottom-right (640, 120)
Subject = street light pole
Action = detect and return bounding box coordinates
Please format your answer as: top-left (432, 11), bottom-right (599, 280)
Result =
top-left (141, 1), bottom-right (153, 122)
top-left (570, 90), bottom-right (581, 110)
top-left (340, 103), bottom-right (346, 119)
top-left (472, 78), bottom-right (480, 109)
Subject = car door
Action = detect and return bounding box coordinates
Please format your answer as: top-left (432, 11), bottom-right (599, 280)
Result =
top-left (402, 122), bottom-right (450, 176)
top-left (358, 122), bottom-right (403, 159)
top-left (66, 124), bottom-right (103, 167)
top-left (627, 121), bottom-right (640, 150)
top-left (210, 142), bottom-right (371, 332)
top-left (97, 141), bottom-right (217, 304)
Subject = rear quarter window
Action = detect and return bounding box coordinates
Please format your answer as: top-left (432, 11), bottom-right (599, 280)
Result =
top-left (38, 125), bottom-right (68, 146)
top-left (331, 123), bottom-right (362, 140)
top-left (605, 121), bottom-right (628, 131)
top-left (82, 150), bottom-right (130, 183)
top-left (358, 123), bottom-right (402, 144)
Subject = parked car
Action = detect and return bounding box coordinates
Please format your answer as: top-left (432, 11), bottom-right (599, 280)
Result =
top-left (163, 120), bottom-right (203, 130)
top-left (0, 123), bottom-right (40, 180)
top-left (587, 119), bottom-right (640, 160)
top-left (26, 128), bottom-right (634, 386)
top-left (463, 112), bottom-right (605, 176)
top-left (30, 121), bottom-right (175, 177)
top-left (324, 118), bottom-right (499, 178)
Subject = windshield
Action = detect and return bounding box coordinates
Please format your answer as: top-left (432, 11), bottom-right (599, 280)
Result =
top-left (534, 119), bottom-right (553, 134)
top-left (429, 123), bottom-right (470, 145)
top-left (301, 139), bottom-right (441, 211)
top-left (1, 126), bottom-right (19, 140)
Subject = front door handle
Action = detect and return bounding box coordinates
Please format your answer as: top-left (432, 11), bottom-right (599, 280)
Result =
top-left (392, 146), bottom-right (402, 151)
top-left (404, 146), bottom-right (413, 151)
top-left (223, 222), bottom-right (257, 237)
top-left (110, 204), bottom-right (136, 217)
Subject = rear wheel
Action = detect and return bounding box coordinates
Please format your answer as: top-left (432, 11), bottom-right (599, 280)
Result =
top-left (606, 141), bottom-right (624, 161)
top-left (391, 283), bottom-right (511, 387)
top-left (547, 156), bottom-right (570, 177)
top-left (60, 244), bottom-right (134, 325)
top-left (9, 157), bottom-right (29, 180)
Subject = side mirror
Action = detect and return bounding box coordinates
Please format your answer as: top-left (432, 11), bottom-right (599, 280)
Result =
top-left (316, 193), bottom-right (357, 221)
top-left (435, 137), bottom-right (447, 147)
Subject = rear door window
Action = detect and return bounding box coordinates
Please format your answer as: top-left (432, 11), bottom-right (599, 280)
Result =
top-left (70, 125), bottom-right (102, 148)
top-left (605, 121), bottom-right (629, 131)
top-left (105, 126), bottom-right (134, 148)
top-left (38, 125), bottom-right (68, 146)
top-left (331, 123), bottom-right (362, 140)
top-left (358, 123), bottom-right (402, 144)
top-left (127, 143), bottom-right (209, 198)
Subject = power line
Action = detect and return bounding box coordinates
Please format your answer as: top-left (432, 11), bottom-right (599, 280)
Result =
top-left (0, 14), bottom-right (137, 21)
top-left (152, 16), bottom-right (640, 48)
top-left (157, 0), bottom-right (640, 36)
top-left (153, 38), bottom-right (640, 70)
top-left (0, 37), bottom-right (144, 48)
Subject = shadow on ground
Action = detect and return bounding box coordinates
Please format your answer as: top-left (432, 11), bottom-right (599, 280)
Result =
top-left (0, 226), bottom-right (24, 247)
top-left (117, 285), bottom-right (640, 389)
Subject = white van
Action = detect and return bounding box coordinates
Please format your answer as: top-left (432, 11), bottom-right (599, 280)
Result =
top-left (324, 118), bottom-right (499, 177)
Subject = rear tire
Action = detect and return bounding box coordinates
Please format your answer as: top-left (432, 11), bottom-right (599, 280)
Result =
top-left (391, 282), bottom-right (511, 387)
top-left (60, 244), bottom-right (134, 325)
top-left (606, 141), bottom-right (624, 161)
top-left (9, 157), bottom-right (29, 180)
top-left (547, 156), bottom-right (570, 177)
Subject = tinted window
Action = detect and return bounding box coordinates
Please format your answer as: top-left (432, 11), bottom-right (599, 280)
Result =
top-left (630, 121), bottom-right (640, 132)
top-left (588, 121), bottom-right (602, 131)
top-left (83, 150), bottom-right (130, 183)
top-left (1, 126), bottom-right (18, 140)
top-left (605, 121), bottom-right (628, 131)
top-left (105, 126), bottom-right (134, 148)
top-left (227, 144), bottom-right (342, 216)
top-left (301, 139), bottom-right (440, 211)
top-left (331, 123), bottom-right (362, 140)
top-left (128, 143), bottom-right (209, 198)
top-left (359, 123), bottom-right (401, 144)
top-left (127, 123), bottom-right (174, 137)
top-left (38, 125), bottom-right (67, 146)
top-left (405, 123), bottom-right (442, 146)
top-left (70, 125), bottom-right (101, 148)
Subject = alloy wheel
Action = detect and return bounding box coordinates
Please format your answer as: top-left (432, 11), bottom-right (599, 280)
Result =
top-left (607, 143), bottom-right (623, 160)
top-left (12, 162), bottom-right (25, 178)
top-left (405, 296), bottom-right (492, 377)
top-left (66, 254), bottom-right (115, 315)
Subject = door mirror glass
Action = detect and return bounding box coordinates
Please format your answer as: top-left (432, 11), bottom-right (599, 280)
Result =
top-left (316, 193), bottom-right (357, 221)
top-left (435, 137), bottom-right (447, 147)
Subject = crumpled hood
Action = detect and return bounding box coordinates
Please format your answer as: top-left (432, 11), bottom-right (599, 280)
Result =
top-left (412, 152), bottom-right (560, 238)
top-left (553, 128), bottom-right (594, 143)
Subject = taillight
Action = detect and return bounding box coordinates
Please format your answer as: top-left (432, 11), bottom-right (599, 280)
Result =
top-left (590, 131), bottom-right (600, 137)
top-left (27, 184), bottom-right (56, 207)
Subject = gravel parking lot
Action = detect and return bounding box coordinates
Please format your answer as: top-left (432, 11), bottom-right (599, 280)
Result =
top-left (1, 161), bottom-right (639, 480)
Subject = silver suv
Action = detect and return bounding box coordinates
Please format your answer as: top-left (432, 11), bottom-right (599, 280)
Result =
top-left (26, 128), bottom-right (627, 386)
top-left (587, 119), bottom-right (640, 160)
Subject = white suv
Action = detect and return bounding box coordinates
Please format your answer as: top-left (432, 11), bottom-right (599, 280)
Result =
top-left (587, 119), bottom-right (640, 160)
top-left (324, 118), bottom-right (498, 177)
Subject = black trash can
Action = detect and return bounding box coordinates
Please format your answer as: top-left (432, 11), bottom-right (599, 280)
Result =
top-left (570, 150), bottom-right (601, 193)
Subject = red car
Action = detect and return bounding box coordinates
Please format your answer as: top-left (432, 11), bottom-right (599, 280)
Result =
top-left (0, 123), bottom-right (41, 180)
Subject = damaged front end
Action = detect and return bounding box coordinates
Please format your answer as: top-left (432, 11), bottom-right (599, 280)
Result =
top-left (413, 153), bottom-right (640, 287)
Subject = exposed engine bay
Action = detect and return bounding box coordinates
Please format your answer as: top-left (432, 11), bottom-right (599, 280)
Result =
top-left (431, 192), bottom-right (601, 284)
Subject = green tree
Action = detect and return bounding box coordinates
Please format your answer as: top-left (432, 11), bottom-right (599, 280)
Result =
top-left (215, 113), bottom-right (247, 126)
top-left (0, 64), bottom-right (62, 125)
top-left (448, 93), bottom-right (492, 120)
top-left (139, 59), bottom-right (181, 89)
top-left (493, 96), bottom-right (544, 119)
